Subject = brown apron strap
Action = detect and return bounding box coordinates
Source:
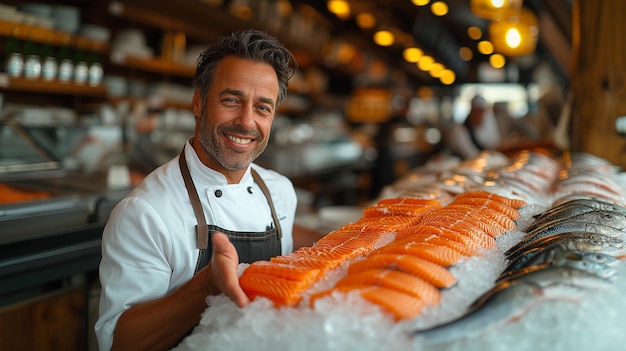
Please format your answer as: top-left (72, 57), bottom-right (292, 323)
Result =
top-left (179, 151), bottom-right (209, 249)
top-left (251, 168), bottom-right (282, 240)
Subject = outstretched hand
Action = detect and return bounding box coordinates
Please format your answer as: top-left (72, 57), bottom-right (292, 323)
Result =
top-left (208, 232), bottom-right (250, 307)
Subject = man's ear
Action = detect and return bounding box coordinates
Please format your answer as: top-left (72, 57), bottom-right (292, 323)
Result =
top-left (192, 89), bottom-right (202, 118)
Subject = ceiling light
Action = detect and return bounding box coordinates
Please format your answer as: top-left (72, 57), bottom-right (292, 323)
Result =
top-left (417, 55), bottom-right (434, 71)
top-left (490, 53), bottom-right (506, 68)
top-left (276, 0), bottom-right (292, 17)
top-left (477, 40), bottom-right (494, 55)
top-left (403, 47), bottom-right (423, 63)
top-left (373, 30), bottom-right (395, 46)
top-left (431, 1), bottom-right (448, 16)
top-left (327, 0), bottom-right (350, 20)
top-left (459, 47), bottom-right (473, 61)
top-left (489, 8), bottom-right (539, 56)
top-left (411, 0), bottom-right (430, 6)
top-left (356, 13), bottom-right (376, 29)
top-left (429, 62), bottom-right (445, 78)
top-left (470, 0), bottom-right (522, 20)
top-left (440, 69), bottom-right (456, 85)
top-left (467, 26), bottom-right (482, 40)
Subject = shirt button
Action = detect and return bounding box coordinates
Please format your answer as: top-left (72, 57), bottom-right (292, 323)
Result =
top-left (214, 190), bottom-right (222, 197)
top-left (247, 186), bottom-right (253, 194)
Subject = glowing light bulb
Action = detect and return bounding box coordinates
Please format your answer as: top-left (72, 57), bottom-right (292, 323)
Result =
top-left (505, 28), bottom-right (522, 48)
top-left (403, 47), bottom-right (423, 62)
top-left (373, 31), bottom-right (394, 46)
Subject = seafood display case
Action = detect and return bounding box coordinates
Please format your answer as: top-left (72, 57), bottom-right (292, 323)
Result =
top-left (0, 119), bottom-right (130, 305)
top-left (173, 150), bottom-right (626, 351)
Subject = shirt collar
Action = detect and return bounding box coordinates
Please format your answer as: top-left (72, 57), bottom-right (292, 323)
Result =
top-left (183, 138), bottom-right (253, 186)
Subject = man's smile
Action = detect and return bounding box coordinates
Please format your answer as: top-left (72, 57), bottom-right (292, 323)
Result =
top-left (226, 134), bottom-right (253, 145)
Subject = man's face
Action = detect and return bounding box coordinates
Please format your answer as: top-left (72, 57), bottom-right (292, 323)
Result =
top-left (192, 56), bottom-right (279, 174)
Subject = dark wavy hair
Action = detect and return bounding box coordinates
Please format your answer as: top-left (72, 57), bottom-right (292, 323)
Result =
top-left (193, 29), bottom-right (297, 107)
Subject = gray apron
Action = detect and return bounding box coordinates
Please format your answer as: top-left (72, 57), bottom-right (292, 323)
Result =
top-left (178, 148), bottom-right (282, 273)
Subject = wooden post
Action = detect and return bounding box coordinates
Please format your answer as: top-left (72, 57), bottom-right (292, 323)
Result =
top-left (570, 0), bottom-right (626, 168)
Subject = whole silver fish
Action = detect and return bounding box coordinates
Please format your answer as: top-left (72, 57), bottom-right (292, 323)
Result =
top-left (414, 266), bottom-right (614, 348)
top-left (498, 247), bottom-right (619, 283)
top-left (527, 200), bottom-right (626, 232)
top-left (505, 220), bottom-right (626, 256)
top-left (504, 231), bottom-right (625, 263)
top-left (551, 194), bottom-right (625, 208)
top-left (546, 198), bottom-right (626, 214)
top-left (524, 209), bottom-right (626, 236)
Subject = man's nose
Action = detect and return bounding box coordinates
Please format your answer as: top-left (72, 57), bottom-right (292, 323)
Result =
top-left (234, 104), bottom-right (255, 129)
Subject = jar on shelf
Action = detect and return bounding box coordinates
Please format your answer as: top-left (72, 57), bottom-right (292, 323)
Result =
top-left (40, 39), bottom-right (58, 81)
top-left (22, 38), bottom-right (42, 80)
top-left (87, 48), bottom-right (103, 87)
top-left (56, 41), bottom-right (74, 83)
top-left (4, 32), bottom-right (24, 78)
top-left (73, 46), bottom-right (89, 85)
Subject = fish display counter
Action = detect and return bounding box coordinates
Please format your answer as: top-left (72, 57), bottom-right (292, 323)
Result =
top-left (0, 119), bottom-right (130, 305)
top-left (173, 149), bottom-right (626, 351)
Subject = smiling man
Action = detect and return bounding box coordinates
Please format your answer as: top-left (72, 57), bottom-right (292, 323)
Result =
top-left (95, 30), bottom-right (322, 351)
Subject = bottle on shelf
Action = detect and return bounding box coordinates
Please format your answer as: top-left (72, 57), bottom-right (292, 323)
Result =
top-left (73, 45), bottom-right (89, 85)
top-left (40, 39), bottom-right (58, 82)
top-left (22, 36), bottom-right (42, 80)
top-left (4, 30), bottom-right (24, 78)
top-left (56, 39), bottom-right (74, 83)
top-left (87, 47), bottom-right (104, 87)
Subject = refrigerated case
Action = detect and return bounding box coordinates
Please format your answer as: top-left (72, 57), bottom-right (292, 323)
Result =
top-left (0, 119), bottom-right (129, 345)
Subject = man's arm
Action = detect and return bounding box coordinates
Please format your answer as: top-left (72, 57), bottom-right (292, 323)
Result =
top-left (111, 232), bottom-right (249, 351)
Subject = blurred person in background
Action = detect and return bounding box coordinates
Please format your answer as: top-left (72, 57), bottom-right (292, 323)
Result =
top-left (443, 95), bottom-right (501, 159)
top-left (95, 29), bottom-right (322, 351)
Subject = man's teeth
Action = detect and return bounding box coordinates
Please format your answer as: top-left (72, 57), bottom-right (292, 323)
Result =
top-left (227, 135), bottom-right (252, 145)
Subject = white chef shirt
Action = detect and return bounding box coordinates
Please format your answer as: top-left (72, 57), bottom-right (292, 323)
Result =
top-left (95, 141), bottom-right (297, 351)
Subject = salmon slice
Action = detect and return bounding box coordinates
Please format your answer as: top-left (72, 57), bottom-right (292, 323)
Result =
top-left (370, 241), bottom-right (463, 266)
top-left (239, 273), bottom-right (309, 306)
top-left (420, 213), bottom-right (501, 239)
top-left (363, 204), bottom-right (436, 217)
top-left (310, 286), bottom-right (426, 321)
top-left (435, 223), bottom-right (497, 249)
top-left (451, 197), bottom-right (521, 220)
top-left (410, 224), bottom-right (492, 251)
top-left (305, 238), bottom-right (371, 261)
top-left (395, 226), bottom-right (477, 256)
top-left (455, 190), bottom-right (526, 209)
top-left (375, 198), bottom-right (442, 207)
top-left (243, 261), bottom-right (321, 284)
top-left (431, 210), bottom-right (508, 238)
top-left (333, 268), bottom-right (441, 305)
top-left (443, 204), bottom-right (517, 231)
top-left (363, 198), bottom-right (442, 217)
top-left (317, 226), bottom-right (395, 250)
top-left (356, 215), bottom-right (422, 226)
top-left (347, 254), bottom-right (457, 288)
top-left (270, 253), bottom-right (343, 272)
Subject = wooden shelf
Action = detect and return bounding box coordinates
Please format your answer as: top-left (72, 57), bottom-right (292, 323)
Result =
top-left (110, 54), bottom-right (195, 78)
top-left (0, 75), bottom-right (107, 96)
top-left (0, 20), bottom-right (107, 52)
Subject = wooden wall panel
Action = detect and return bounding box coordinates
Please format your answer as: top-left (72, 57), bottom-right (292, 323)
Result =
top-left (0, 288), bottom-right (86, 351)
top-left (570, 0), bottom-right (626, 168)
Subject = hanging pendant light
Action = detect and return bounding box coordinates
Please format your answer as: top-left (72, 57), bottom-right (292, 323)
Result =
top-left (488, 7), bottom-right (539, 56)
top-left (471, 0), bottom-right (523, 20)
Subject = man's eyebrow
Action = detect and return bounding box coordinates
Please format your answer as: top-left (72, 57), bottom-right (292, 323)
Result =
top-left (258, 96), bottom-right (276, 107)
top-left (220, 88), bottom-right (276, 107)
top-left (219, 88), bottom-right (244, 97)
